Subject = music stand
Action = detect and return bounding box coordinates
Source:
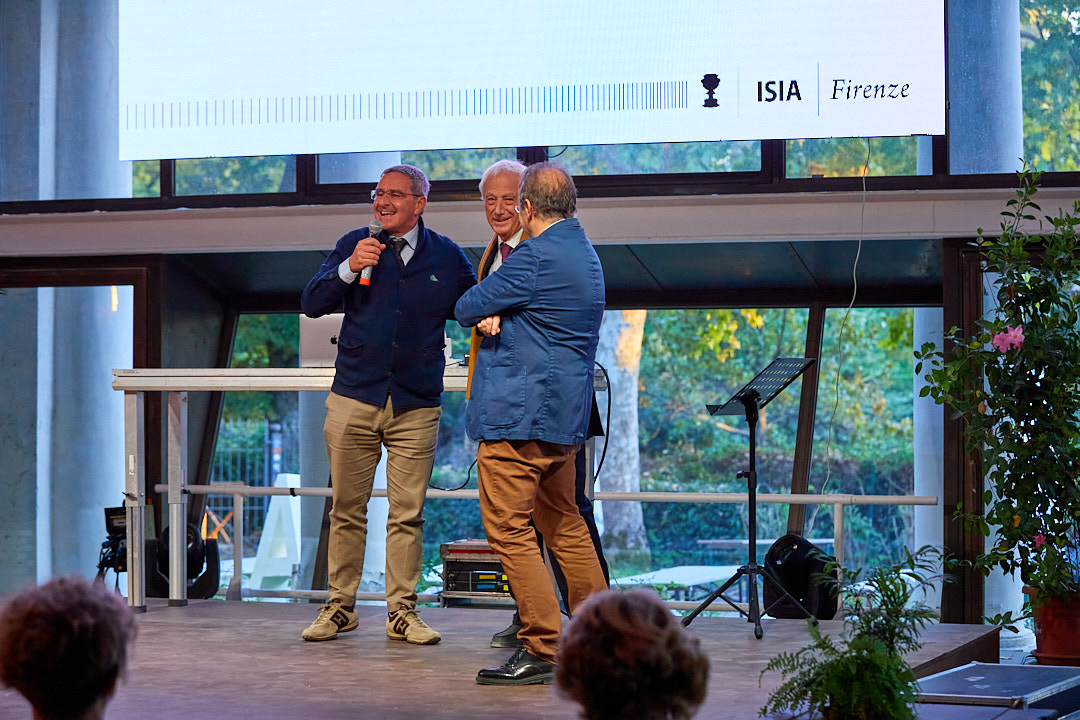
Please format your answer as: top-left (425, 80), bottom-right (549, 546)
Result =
top-left (681, 357), bottom-right (816, 639)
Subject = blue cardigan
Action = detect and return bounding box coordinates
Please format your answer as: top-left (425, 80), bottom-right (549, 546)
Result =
top-left (301, 217), bottom-right (476, 410)
top-left (455, 218), bottom-right (605, 445)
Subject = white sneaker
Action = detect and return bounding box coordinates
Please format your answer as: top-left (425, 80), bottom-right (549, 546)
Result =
top-left (302, 600), bottom-right (358, 641)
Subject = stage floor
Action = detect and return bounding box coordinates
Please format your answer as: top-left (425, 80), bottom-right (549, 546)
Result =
top-left (0, 599), bottom-right (1002, 719)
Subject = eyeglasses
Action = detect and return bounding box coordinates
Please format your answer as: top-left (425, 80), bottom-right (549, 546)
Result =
top-left (371, 189), bottom-right (423, 201)
top-left (514, 198), bottom-right (530, 214)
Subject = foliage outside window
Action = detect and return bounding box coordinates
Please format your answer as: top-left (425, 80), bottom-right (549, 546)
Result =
top-left (401, 149), bottom-right (518, 182)
top-left (175, 156), bottom-right (296, 195)
top-left (628, 307), bottom-right (915, 589)
top-left (1021, 1), bottom-right (1080, 171)
top-left (785, 137), bottom-right (922, 178)
top-left (214, 303), bottom-right (917, 603)
top-left (132, 161), bottom-right (160, 197)
top-left (550, 141), bottom-right (760, 176)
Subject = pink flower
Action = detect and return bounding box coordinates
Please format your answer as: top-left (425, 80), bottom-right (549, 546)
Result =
top-left (1034, 533), bottom-right (1047, 548)
top-left (991, 325), bottom-right (1025, 353)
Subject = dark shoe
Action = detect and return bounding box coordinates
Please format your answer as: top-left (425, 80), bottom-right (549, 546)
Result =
top-left (476, 646), bottom-right (555, 686)
top-left (490, 620), bottom-right (523, 648)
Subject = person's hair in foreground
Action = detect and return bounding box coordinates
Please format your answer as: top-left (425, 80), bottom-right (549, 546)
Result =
top-left (0, 575), bottom-right (137, 720)
top-left (557, 589), bottom-right (709, 720)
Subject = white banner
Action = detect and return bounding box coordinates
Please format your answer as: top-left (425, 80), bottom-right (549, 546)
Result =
top-left (118, 0), bottom-right (946, 160)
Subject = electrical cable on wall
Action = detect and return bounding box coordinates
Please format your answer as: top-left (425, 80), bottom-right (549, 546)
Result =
top-left (810, 138), bottom-right (870, 528)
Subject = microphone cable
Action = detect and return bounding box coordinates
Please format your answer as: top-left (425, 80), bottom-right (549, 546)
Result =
top-left (437, 359), bottom-right (613, 492)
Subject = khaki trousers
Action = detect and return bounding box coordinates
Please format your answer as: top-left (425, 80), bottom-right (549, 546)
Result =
top-left (323, 392), bottom-right (440, 612)
top-left (477, 439), bottom-right (608, 663)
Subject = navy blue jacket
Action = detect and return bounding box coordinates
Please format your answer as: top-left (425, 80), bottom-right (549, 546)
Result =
top-left (455, 218), bottom-right (604, 444)
top-left (302, 217), bottom-right (476, 410)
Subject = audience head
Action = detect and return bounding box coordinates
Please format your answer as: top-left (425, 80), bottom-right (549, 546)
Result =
top-left (0, 576), bottom-right (137, 720)
top-left (518, 161), bottom-right (577, 221)
top-left (557, 589), bottom-right (709, 720)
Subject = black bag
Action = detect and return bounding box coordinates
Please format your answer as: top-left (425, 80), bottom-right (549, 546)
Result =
top-left (763, 533), bottom-right (838, 620)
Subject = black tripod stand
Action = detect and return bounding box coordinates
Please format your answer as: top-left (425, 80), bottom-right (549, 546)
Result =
top-left (682, 358), bottom-right (816, 638)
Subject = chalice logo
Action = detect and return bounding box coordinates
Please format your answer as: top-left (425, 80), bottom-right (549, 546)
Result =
top-left (701, 73), bottom-right (720, 108)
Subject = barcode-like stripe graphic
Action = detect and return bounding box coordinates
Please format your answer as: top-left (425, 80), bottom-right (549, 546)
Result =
top-left (124, 81), bottom-right (688, 130)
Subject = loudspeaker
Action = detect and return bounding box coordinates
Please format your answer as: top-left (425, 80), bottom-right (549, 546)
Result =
top-left (146, 523), bottom-right (221, 600)
top-left (763, 533), bottom-right (838, 620)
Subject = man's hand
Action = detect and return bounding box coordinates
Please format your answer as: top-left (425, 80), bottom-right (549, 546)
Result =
top-left (477, 315), bottom-right (501, 336)
top-left (348, 235), bottom-right (385, 274)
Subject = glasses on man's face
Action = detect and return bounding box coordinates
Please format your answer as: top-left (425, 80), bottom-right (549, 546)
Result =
top-left (371, 189), bottom-right (422, 201)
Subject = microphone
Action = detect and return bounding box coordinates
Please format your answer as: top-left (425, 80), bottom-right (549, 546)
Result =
top-left (358, 219), bottom-right (383, 286)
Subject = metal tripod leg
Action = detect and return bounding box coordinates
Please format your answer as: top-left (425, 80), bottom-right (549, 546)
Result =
top-left (681, 565), bottom-right (754, 627)
top-left (682, 561), bottom-right (816, 639)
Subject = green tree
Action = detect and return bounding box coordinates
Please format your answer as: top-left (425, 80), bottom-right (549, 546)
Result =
top-left (632, 307), bottom-right (916, 574)
top-left (785, 137), bottom-right (919, 178)
top-left (224, 313), bottom-right (299, 422)
top-left (1021, 2), bottom-right (1080, 170)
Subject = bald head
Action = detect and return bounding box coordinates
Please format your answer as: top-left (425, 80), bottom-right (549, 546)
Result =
top-left (518, 162), bottom-right (576, 221)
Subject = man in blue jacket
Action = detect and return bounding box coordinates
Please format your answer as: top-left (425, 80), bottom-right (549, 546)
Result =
top-left (456, 162), bottom-right (608, 685)
top-left (300, 164), bottom-right (475, 645)
top-left (467, 159), bottom-right (610, 649)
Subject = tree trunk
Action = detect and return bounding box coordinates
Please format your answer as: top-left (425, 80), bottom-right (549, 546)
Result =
top-left (595, 310), bottom-right (650, 559)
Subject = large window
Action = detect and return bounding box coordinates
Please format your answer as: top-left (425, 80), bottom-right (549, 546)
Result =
top-left (212, 305), bottom-right (918, 603)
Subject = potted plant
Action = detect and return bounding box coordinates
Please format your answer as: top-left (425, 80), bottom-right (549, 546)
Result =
top-left (915, 168), bottom-right (1080, 663)
top-left (758, 548), bottom-right (942, 720)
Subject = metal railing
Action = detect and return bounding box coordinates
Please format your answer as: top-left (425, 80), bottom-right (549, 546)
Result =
top-left (152, 481), bottom-right (936, 608)
top-left (114, 367), bottom-right (937, 611)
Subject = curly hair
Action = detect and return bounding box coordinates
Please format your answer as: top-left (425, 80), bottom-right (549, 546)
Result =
top-left (557, 589), bottom-right (709, 720)
top-left (0, 576), bottom-right (137, 719)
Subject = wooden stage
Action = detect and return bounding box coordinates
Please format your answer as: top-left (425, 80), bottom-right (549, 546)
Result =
top-left (0, 599), bottom-right (1004, 719)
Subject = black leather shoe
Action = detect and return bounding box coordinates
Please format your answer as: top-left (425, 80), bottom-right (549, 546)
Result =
top-left (476, 646), bottom-right (555, 686)
top-left (489, 620), bottom-right (523, 648)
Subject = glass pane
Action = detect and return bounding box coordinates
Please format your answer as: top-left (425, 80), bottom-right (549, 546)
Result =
top-left (806, 307), bottom-right (915, 571)
top-left (175, 156), bottom-right (296, 196)
top-left (550, 141), bottom-right (760, 175)
top-left (402, 148), bottom-right (518, 182)
top-left (1020, 3), bottom-right (1080, 171)
top-left (211, 314), bottom-right (300, 583)
top-left (132, 160), bottom-right (161, 197)
top-left (786, 137), bottom-right (923, 178)
top-left (318, 149), bottom-right (516, 185)
top-left (611, 308), bottom-right (810, 597)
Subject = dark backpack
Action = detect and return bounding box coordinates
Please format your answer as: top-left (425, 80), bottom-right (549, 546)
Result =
top-left (763, 533), bottom-right (838, 620)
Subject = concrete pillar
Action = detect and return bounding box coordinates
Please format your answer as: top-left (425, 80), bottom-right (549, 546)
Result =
top-left (0, 0), bottom-right (136, 591)
top-left (0, 1), bottom-right (43, 200)
top-left (912, 307), bottom-right (944, 610)
top-left (0, 289), bottom-right (43, 591)
top-left (948, 1), bottom-right (1023, 174)
top-left (949, 1), bottom-right (1030, 648)
top-left (50, 0), bottom-right (131, 199)
top-left (47, 286), bottom-right (133, 576)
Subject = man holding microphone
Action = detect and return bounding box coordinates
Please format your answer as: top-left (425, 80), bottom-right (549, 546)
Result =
top-left (300, 164), bottom-right (475, 645)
